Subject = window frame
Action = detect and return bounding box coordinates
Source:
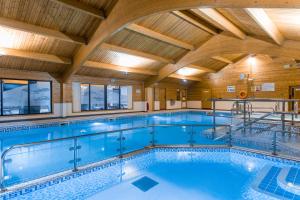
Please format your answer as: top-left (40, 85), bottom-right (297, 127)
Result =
top-left (0, 79), bottom-right (53, 116)
top-left (90, 84), bottom-right (106, 111)
top-left (78, 83), bottom-right (133, 112)
top-left (106, 85), bottom-right (121, 110)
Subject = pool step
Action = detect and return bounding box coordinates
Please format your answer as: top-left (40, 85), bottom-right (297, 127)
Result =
top-left (253, 166), bottom-right (300, 199)
top-left (278, 167), bottom-right (300, 196)
top-left (202, 126), bottom-right (228, 140)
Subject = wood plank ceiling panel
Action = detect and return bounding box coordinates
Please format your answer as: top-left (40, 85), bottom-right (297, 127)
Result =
top-left (0, 0), bottom-right (103, 39)
top-left (216, 8), bottom-right (270, 39)
top-left (136, 12), bottom-right (211, 46)
top-left (265, 9), bottom-right (300, 41)
top-left (0, 26), bottom-right (79, 57)
top-left (89, 48), bottom-right (165, 71)
top-left (105, 29), bottom-right (188, 62)
top-left (0, 56), bottom-right (66, 73)
top-left (77, 67), bottom-right (149, 81)
top-left (193, 58), bottom-right (227, 71)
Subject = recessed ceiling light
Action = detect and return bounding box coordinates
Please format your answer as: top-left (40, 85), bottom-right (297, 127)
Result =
top-left (0, 49), bottom-right (6, 56)
top-left (248, 55), bottom-right (256, 66)
top-left (177, 67), bottom-right (199, 76)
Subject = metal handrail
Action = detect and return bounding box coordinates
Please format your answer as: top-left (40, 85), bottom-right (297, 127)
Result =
top-left (211, 98), bottom-right (300, 102)
top-left (0, 123), bottom-right (230, 157)
top-left (0, 123), bottom-right (230, 191)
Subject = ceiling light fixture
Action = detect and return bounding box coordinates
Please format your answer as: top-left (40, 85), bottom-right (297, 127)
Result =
top-left (248, 54), bottom-right (256, 66)
top-left (177, 67), bottom-right (199, 76)
top-left (0, 49), bottom-right (6, 56)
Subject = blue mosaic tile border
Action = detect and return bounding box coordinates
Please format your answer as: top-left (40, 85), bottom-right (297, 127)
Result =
top-left (230, 148), bottom-right (300, 166)
top-left (1, 146), bottom-right (300, 200)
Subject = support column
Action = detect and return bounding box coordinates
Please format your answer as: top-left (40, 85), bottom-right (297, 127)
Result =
top-left (60, 82), bottom-right (72, 117)
top-left (281, 101), bottom-right (285, 135)
top-left (212, 100), bottom-right (216, 139)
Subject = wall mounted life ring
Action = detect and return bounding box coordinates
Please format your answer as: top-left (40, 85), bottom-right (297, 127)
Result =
top-left (239, 90), bottom-right (248, 99)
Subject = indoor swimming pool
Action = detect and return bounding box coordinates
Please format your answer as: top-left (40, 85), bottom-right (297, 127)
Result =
top-left (0, 111), bottom-right (230, 187)
top-left (2, 147), bottom-right (300, 200)
top-left (1, 111), bottom-right (300, 200)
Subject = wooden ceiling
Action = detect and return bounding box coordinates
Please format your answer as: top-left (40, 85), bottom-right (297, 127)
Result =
top-left (0, 0), bottom-right (299, 85)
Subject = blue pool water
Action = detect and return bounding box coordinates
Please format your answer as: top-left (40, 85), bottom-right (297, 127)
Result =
top-left (0, 111), bottom-right (231, 187)
top-left (0, 112), bottom-right (230, 149)
top-left (2, 148), bottom-right (300, 200)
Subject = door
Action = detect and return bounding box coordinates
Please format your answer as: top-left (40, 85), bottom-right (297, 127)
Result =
top-left (200, 89), bottom-right (212, 109)
top-left (289, 86), bottom-right (300, 113)
top-left (181, 89), bottom-right (187, 108)
top-left (159, 88), bottom-right (166, 110)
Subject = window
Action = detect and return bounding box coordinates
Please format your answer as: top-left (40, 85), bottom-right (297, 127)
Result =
top-left (90, 85), bottom-right (105, 110)
top-left (0, 79), bottom-right (52, 115)
top-left (29, 81), bottom-right (51, 114)
top-left (80, 84), bottom-right (90, 111)
top-left (107, 85), bottom-right (120, 110)
top-left (74, 83), bottom-right (133, 112)
top-left (2, 80), bottom-right (29, 115)
top-left (120, 86), bottom-right (132, 109)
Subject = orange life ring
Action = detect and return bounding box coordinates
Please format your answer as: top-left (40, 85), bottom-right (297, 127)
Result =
top-left (239, 90), bottom-right (248, 99)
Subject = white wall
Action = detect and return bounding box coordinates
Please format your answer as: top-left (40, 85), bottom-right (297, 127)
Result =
top-left (154, 101), bottom-right (160, 111)
top-left (187, 101), bottom-right (202, 109)
top-left (72, 82), bottom-right (81, 112)
top-left (215, 100), bottom-right (288, 112)
top-left (166, 100), bottom-right (182, 110)
top-left (145, 87), bottom-right (154, 111)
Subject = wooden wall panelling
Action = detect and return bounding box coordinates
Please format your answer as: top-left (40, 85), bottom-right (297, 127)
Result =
top-left (188, 55), bottom-right (300, 100)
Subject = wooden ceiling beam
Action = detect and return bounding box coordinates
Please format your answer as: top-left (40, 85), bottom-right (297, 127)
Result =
top-left (232, 54), bottom-right (249, 64)
top-left (0, 47), bottom-right (71, 64)
top-left (61, 0), bottom-right (300, 83)
top-left (126, 23), bottom-right (194, 50)
top-left (171, 10), bottom-right (219, 35)
top-left (188, 64), bottom-right (216, 73)
top-left (100, 43), bottom-right (174, 63)
top-left (218, 54), bottom-right (249, 72)
top-left (50, 0), bottom-right (105, 20)
top-left (211, 56), bottom-right (233, 64)
top-left (83, 60), bottom-right (158, 76)
top-left (145, 33), bottom-right (300, 87)
top-left (0, 17), bottom-right (86, 45)
top-left (245, 8), bottom-right (284, 45)
top-left (194, 8), bottom-right (246, 40)
top-left (169, 74), bottom-right (202, 82)
top-left (145, 36), bottom-right (216, 87)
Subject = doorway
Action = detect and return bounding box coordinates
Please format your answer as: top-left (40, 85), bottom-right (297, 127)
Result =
top-left (200, 89), bottom-right (212, 109)
top-left (159, 88), bottom-right (166, 110)
top-left (289, 86), bottom-right (300, 112)
top-left (181, 89), bottom-right (187, 108)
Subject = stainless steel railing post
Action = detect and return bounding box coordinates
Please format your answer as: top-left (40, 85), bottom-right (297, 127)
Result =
top-left (189, 126), bottom-right (195, 147)
top-left (150, 126), bottom-right (155, 147)
top-left (73, 138), bottom-right (78, 172)
top-left (282, 101), bottom-right (286, 136)
top-left (272, 131), bottom-right (277, 155)
top-left (212, 100), bottom-right (216, 139)
top-left (118, 131), bottom-right (124, 158)
top-left (243, 101), bottom-right (246, 135)
top-left (0, 154), bottom-right (6, 192)
top-left (227, 126), bottom-right (232, 147)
